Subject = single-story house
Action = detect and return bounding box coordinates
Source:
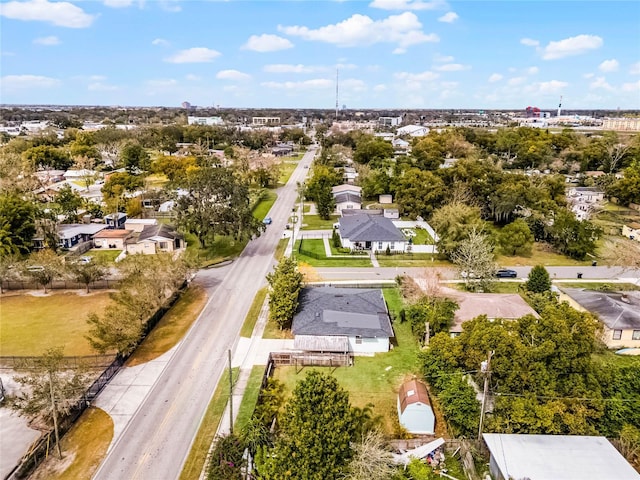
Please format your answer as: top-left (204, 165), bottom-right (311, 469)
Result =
top-left (54, 224), bottom-right (106, 250)
top-left (338, 214), bottom-right (407, 253)
top-left (441, 288), bottom-right (539, 336)
top-left (397, 379), bottom-right (435, 435)
top-left (93, 229), bottom-right (133, 250)
top-left (622, 222), bottom-right (640, 242)
top-left (291, 287), bottom-right (394, 354)
top-left (124, 218), bottom-right (158, 232)
top-left (562, 289), bottom-right (640, 348)
top-left (125, 224), bottom-right (185, 255)
top-left (483, 434), bottom-right (639, 480)
top-left (567, 186), bottom-right (605, 203)
top-left (104, 212), bottom-right (127, 229)
top-left (342, 167), bottom-right (358, 184)
top-left (332, 184), bottom-right (362, 213)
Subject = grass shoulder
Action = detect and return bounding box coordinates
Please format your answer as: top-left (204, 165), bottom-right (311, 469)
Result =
top-left (239, 287), bottom-right (268, 338)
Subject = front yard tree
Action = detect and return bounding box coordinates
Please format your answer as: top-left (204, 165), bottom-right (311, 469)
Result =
top-left (451, 228), bottom-right (497, 292)
top-left (431, 203), bottom-right (485, 259)
top-left (305, 165), bottom-right (339, 220)
top-left (10, 346), bottom-right (88, 459)
top-left (86, 304), bottom-right (144, 356)
top-left (56, 184), bottom-right (84, 223)
top-left (25, 249), bottom-right (64, 293)
top-left (0, 193), bottom-right (39, 254)
top-left (266, 257), bottom-right (303, 330)
top-left (257, 371), bottom-right (356, 480)
top-left (496, 218), bottom-right (534, 256)
top-left (526, 264), bottom-right (551, 293)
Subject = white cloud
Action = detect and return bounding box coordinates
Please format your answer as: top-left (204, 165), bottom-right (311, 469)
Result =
top-left (438, 12), bottom-right (458, 23)
top-left (260, 79), bottom-right (333, 90)
top-left (33, 35), bottom-right (60, 46)
top-left (185, 74), bottom-right (201, 81)
top-left (164, 47), bottom-right (221, 64)
top-left (435, 63), bottom-right (470, 72)
top-left (103, 0), bottom-right (134, 7)
top-left (159, 0), bottom-right (181, 13)
top-left (541, 34), bottom-right (603, 60)
top-left (216, 69), bottom-right (251, 81)
top-left (520, 38), bottom-right (539, 47)
top-left (373, 84), bottom-right (387, 92)
top-left (278, 12), bottom-right (438, 49)
top-left (369, 0), bottom-right (445, 10)
top-left (583, 72), bottom-right (594, 79)
top-left (88, 81), bottom-right (118, 91)
top-left (152, 38), bottom-right (170, 47)
top-left (264, 64), bottom-right (322, 74)
top-left (341, 78), bottom-right (367, 92)
top-left (622, 80), bottom-right (640, 92)
top-left (488, 73), bottom-right (503, 83)
top-left (507, 76), bottom-right (526, 86)
top-left (536, 80), bottom-right (568, 94)
top-left (590, 76), bottom-right (613, 91)
top-left (394, 71), bottom-right (439, 82)
top-left (630, 62), bottom-right (640, 75)
top-left (242, 34), bottom-right (293, 52)
top-left (598, 59), bottom-right (619, 72)
top-left (1, 74), bottom-right (60, 89)
top-left (0, 0), bottom-right (95, 28)
top-left (393, 47), bottom-right (406, 55)
top-left (527, 66), bottom-right (539, 75)
top-left (433, 53), bottom-right (454, 63)
top-left (146, 79), bottom-right (178, 88)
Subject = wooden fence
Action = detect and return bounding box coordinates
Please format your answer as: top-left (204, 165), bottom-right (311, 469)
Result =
top-left (1, 279), bottom-right (120, 292)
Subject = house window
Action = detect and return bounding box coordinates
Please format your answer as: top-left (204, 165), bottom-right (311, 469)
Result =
top-left (613, 330), bottom-right (622, 340)
top-left (159, 242), bottom-right (168, 250)
top-left (355, 336), bottom-right (362, 344)
top-left (633, 330), bottom-right (640, 340)
top-left (378, 242), bottom-right (383, 250)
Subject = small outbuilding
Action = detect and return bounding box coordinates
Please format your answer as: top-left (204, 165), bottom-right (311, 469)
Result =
top-left (397, 379), bottom-right (435, 435)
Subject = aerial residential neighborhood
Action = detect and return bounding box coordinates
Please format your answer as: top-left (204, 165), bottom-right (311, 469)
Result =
top-left (1, 1), bottom-right (640, 480)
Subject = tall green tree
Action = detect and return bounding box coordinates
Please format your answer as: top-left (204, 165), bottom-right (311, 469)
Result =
top-left (55, 184), bottom-right (84, 223)
top-left (67, 257), bottom-right (108, 293)
top-left (395, 169), bottom-right (447, 219)
top-left (257, 371), bottom-right (356, 480)
top-left (496, 218), bottom-right (534, 256)
top-left (120, 141), bottom-right (150, 173)
top-left (305, 165), bottom-right (340, 220)
top-left (0, 193), bottom-right (39, 254)
top-left (526, 265), bottom-right (551, 293)
top-left (353, 138), bottom-right (393, 165)
top-left (24, 249), bottom-right (64, 293)
top-left (10, 347), bottom-right (89, 459)
top-left (430, 203), bottom-right (485, 259)
top-left (266, 257), bottom-right (303, 330)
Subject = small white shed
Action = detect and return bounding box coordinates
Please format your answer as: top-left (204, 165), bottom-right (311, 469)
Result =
top-left (397, 379), bottom-right (435, 434)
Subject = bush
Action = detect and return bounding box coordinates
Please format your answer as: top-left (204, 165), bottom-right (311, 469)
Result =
top-left (526, 265), bottom-right (551, 293)
top-left (332, 228), bottom-right (341, 248)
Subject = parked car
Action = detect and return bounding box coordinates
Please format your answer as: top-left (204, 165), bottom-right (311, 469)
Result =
top-left (496, 269), bottom-right (518, 278)
top-left (263, 217), bottom-right (272, 225)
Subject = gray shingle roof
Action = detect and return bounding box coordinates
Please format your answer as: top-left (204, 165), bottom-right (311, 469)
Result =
top-left (339, 214), bottom-right (406, 242)
top-left (562, 289), bottom-right (640, 330)
top-left (292, 287), bottom-right (394, 338)
top-left (137, 224), bottom-right (183, 243)
top-left (334, 192), bottom-right (361, 205)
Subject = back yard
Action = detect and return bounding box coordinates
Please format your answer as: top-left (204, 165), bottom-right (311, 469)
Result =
top-left (0, 292), bottom-right (113, 356)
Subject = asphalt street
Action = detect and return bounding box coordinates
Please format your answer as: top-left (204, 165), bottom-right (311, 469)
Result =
top-left (93, 147), bottom-right (316, 480)
top-left (314, 266), bottom-right (640, 282)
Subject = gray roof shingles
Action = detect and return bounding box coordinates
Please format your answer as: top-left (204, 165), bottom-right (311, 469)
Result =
top-left (292, 287), bottom-right (394, 338)
top-left (339, 214), bottom-right (405, 242)
top-left (563, 289), bottom-right (640, 330)
top-left (334, 192), bottom-right (362, 205)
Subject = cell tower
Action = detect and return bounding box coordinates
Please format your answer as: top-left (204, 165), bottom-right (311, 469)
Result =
top-left (335, 67), bottom-right (339, 120)
top-left (557, 95), bottom-right (563, 117)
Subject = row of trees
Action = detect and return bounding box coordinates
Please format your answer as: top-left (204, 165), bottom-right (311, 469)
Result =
top-left (266, 257), bottom-right (303, 330)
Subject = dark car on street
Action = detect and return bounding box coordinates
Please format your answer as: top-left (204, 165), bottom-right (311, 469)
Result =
top-left (496, 269), bottom-right (518, 278)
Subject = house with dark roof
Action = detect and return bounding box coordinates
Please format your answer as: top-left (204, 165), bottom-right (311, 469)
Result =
top-left (125, 224), bottom-right (185, 255)
top-left (332, 184), bottom-right (362, 213)
top-left (397, 379), bottom-right (435, 434)
top-left (562, 288), bottom-right (640, 348)
top-left (338, 213), bottom-right (407, 253)
top-left (292, 287), bottom-right (394, 354)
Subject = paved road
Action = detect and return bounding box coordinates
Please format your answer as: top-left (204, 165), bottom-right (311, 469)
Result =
top-left (93, 148), bottom-right (315, 480)
top-left (313, 266), bottom-right (640, 282)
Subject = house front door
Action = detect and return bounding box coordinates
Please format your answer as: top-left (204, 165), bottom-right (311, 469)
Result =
top-left (365, 241), bottom-right (371, 249)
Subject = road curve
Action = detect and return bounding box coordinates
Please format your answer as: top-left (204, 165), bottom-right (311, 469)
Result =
top-left (93, 148), bottom-right (315, 480)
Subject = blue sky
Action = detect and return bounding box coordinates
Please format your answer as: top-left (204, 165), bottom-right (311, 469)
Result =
top-left (1, 0), bottom-right (639, 109)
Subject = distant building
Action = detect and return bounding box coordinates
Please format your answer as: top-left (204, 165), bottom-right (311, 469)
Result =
top-left (397, 124), bottom-right (429, 137)
top-left (187, 116), bottom-right (223, 126)
top-left (378, 116), bottom-right (402, 127)
top-left (252, 117), bottom-right (280, 126)
top-left (603, 117), bottom-right (640, 131)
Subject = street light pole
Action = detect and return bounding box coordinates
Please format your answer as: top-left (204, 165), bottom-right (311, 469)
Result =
top-left (478, 350), bottom-right (493, 442)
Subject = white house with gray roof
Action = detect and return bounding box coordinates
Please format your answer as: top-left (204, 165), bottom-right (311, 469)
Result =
top-left (338, 213), bottom-right (407, 253)
top-left (292, 287), bottom-right (394, 354)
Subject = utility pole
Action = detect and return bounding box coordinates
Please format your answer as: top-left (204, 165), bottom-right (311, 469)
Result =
top-left (477, 350), bottom-right (493, 442)
top-left (228, 349), bottom-right (233, 435)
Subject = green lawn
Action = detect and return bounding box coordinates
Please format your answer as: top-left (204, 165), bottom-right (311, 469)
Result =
top-left (402, 228), bottom-right (434, 245)
top-left (0, 292), bottom-right (113, 356)
top-left (376, 253), bottom-right (451, 267)
top-left (273, 289), bottom-right (421, 436)
top-left (239, 287), bottom-right (268, 338)
top-left (179, 367), bottom-right (239, 480)
top-left (252, 190), bottom-right (278, 221)
top-left (496, 242), bottom-right (593, 267)
top-left (234, 366), bottom-right (265, 432)
top-left (85, 249), bottom-right (122, 263)
top-left (294, 239), bottom-right (371, 267)
top-left (278, 158), bottom-right (302, 185)
top-left (300, 214), bottom-right (340, 230)
top-left (274, 238), bottom-right (289, 261)
top-left (185, 233), bottom-right (248, 267)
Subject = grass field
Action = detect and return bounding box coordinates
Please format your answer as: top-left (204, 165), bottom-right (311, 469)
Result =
top-left (234, 366), bottom-right (264, 432)
top-left (496, 242), bottom-right (593, 267)
top-left (30, 407), bottom-right (113, 480)
top-left (273, 289), bottom-right (421, 436)
top-left (252, 191), bottom-right (278, 221)
top-left (0, 292), bottom-right (113, 356)
top-left (403, 228), bottom-right (434, 245)
top-left (185, 232), bottom-right (247, 267)
top-left (85, 249), bottom-right (121, 263)
top-left (300, 214), bottom-right (340, 230)
top-left (274, 237), bottom-right (289, 261)
top-left (179, 367), bottom-right (239, 480)
top-left (376, 253), bottom-right (451, 268)
top-left (239, 287), bottom-right (268, 338)
top-left (295, 239), bottom-right (372, 267)
top-left (278, 156), bottom-right (302, 185)
top-left (127, 285), bottom-right (208, 366)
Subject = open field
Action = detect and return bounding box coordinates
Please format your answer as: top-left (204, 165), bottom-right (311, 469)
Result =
top-left (252, 190), bottom-right (278, 221)
top-left (127, 285), bottom-right (208, 366)
top-left (496, 242), bottom-right (593, 267)
top-left (30, 408), bottom-right (113, 480)
top-left (0, 292), bottom-right (113, 356)
top-left (273, 289), bottom-right (422, 436)
top-left (300, 214), bottom-right (340, 230)
top-left (278, 156), bottom-right (303, 185)
top-left (185, 233), bottom-right (247, 267)
top-left (179, 367), bottom-right (238, 480)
